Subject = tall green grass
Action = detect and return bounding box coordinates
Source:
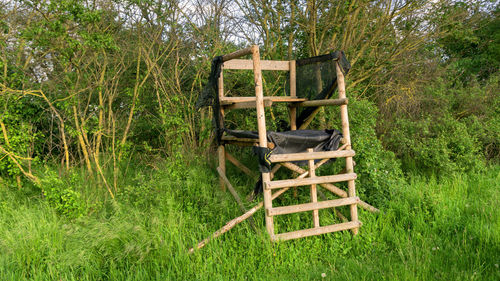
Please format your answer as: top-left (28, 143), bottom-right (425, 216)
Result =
top-left (0, 161), bottom-right (498, 280)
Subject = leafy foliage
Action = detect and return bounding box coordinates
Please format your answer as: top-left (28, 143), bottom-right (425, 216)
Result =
top-left (39, 169), bottom-right (86, 219)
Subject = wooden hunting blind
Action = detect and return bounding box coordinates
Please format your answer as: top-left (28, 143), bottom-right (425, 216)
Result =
top-left (191, 45), bottom-right (379, 252)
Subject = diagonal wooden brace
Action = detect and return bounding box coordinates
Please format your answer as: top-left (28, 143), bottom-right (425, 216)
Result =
top-left (279, 161), bottom-right (379, 213)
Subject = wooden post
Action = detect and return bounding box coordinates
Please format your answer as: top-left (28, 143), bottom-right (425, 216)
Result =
top-left (252, 45), bottom-right (275, 239)
top-left (308, 148), bottom-right (320, 228)
top-left (289, 60), bottom-right (298, 197)
top-left (336, 60), bottom-right (359, 235)
top-left (289, 60), bottom-right (297, 130)
top-left (218, 68), bottom-right (226, 191)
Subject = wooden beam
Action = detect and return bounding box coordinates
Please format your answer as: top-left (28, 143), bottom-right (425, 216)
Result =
top-left (219, 96), bottom-right (306, 105)
top-left (336, 61), bottom-right (359, 235)
top-left (222, 46), bottom-right (254, 62)
top-left (269, 149), bottom-right (355, 163)
top-left (292, 98), bottom-right (348, 107)
top-left (223, 59), bottom-right (290, 71)
top-left (217, 167), bottom-right (257, 231)
top-left (289, 60), bottom-right (297, 130)
top-left (265, 173), bottom-right (357, 190)
top-left (268, 197), bottom-right (360, 216)
top-left (225, 151), bottom-right (256, 178)
top-left (252, 45), bottom-right (275, 238)
top-left (308, 148), bottom-right (320, 227)
top-left (223, 99), bottom-right (273, 110)
top-left (274, 221), bottom-right (362, 241)
top-left (218, 146), bottom-right (226, 191)
top-left (188, 183), bottom-right (293, 254)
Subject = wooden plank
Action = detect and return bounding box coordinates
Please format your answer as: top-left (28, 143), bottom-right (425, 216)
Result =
top-left (292, 98), bottom-right (348, 107)
top-left (265, 173), bottom-right (357, 190)
top-left (223, 99), bottom-right (273, 110)
top-left (252, 45), bottom-right (275, 238)
top-left (225, 151), bottom-right (255, 178)
top-left (308, 148), bottom-right (319, 227)
top-left (336, 61), bottom-right (359, 235)
top-left (219, 96), bottom-right (306, 105)
top-left (274, 221), bottom-right (362, 241)
top-left (223, 59), bottom-right (290, 71)
top-left (222, 46), bottom-right (253, 62)
top-left (268, 197), bottom-right (360, 216)
top-left (269, 149), bottom-right (355, 163)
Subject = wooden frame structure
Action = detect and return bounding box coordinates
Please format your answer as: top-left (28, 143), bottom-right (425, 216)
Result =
top-left (190, 45), bottom-right (380, 252)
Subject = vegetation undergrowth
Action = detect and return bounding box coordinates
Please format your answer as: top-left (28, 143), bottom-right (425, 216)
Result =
top-left (0, 159), bottom-right (498, 280)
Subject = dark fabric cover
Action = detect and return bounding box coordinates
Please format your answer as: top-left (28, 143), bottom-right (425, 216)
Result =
top-left (227, 129), bottom-right (343, 169)
top-left (226, 129), bottom-right (342, 155)
top-left (196, 56), bottom-right (225, 143)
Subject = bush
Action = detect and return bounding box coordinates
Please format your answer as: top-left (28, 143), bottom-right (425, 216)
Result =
top-left (383, 114), bottom-right (485, 175)
top-left (39, 169), bottom-right (87, 219)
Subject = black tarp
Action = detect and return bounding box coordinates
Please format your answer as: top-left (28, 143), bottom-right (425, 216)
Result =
top-left (226, 129), bottom-right (343, 172)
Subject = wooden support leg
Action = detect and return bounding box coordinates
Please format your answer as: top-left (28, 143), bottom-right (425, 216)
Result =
top-left (252, 45), bottom-right (274, 239)
top-left (336, 61), bottom-right (358, 235)
top-left (308, 148), bottom-right (320, 228)
top-left (218, 145), bottom-right (226, 191)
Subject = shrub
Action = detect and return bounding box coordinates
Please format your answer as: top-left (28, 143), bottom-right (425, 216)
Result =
top-left (383, 114), bottom-right (485, 175)
top-left (39, 169), bottom-right (86, 219)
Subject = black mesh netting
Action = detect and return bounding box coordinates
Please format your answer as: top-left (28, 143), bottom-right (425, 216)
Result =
top-left (197, 51), bottom-right (350, 137)
top-left (293, 51), bottom-right (350, 128)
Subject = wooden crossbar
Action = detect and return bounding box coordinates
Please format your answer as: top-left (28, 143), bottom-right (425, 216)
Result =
top-left (223, 59), bottom-right (290, 71)
top-left (267, 197), bottom-right (360, 216)
top-left (291, 98), bottom-right (348, 107)
top-left (223, 99), bottom-right (273, 109)
top-left (269, 149), bottom-right (355, 163)
top-left (265, 173), bottom-right (357, 190)
top-left (220, 96), bottom-right (306, 105)
top-left (274, 221), bottom-right (362, 241)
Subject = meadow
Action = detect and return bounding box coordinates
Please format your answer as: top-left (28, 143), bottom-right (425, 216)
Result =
top-left (1, 160), bottom-right (498, 280)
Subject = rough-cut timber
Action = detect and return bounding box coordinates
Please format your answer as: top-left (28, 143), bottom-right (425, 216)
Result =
top-left (267, 197), bottom-right (360, 216)
top-left (275, 221), bottom-right (362, 241)
top-left (269, 149), bottom-right (355, 163)
top-left (265, 173), bottom-right (357, 190)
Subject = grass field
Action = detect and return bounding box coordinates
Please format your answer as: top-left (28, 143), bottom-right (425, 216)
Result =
top-left (0, 161), bottom-right (498, 280)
